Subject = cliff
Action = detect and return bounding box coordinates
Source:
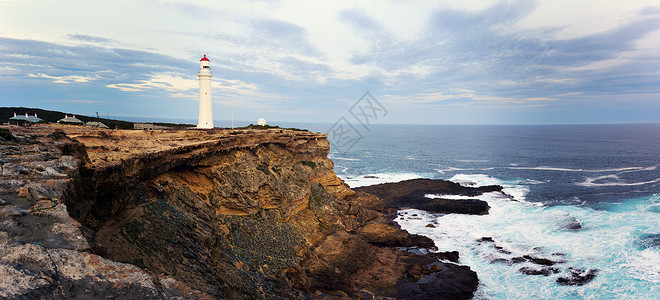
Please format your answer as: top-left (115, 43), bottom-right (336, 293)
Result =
top-left (0, 124), bottom-right (478, 299)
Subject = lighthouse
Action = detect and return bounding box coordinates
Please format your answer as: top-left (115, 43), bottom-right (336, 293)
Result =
top-left (197, 54), bottom-right (214, 129)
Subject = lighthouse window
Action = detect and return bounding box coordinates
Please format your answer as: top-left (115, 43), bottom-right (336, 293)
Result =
top-left (203, 66), bottom-right (210, 68)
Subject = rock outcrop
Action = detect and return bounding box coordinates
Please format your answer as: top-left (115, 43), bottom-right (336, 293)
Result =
top-left (0, 124), bottom-right (479, 299)
top-left (356, 178), bottom-right (502, 215)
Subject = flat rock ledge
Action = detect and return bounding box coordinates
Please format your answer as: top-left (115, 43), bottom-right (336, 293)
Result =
top-left (356, 178), bottom-right (503, 215)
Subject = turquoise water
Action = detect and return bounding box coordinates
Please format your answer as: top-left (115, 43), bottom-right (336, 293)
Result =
top-left (323, 124), bottom-right (660, 299)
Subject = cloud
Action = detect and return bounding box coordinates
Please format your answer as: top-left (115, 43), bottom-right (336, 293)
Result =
top-left (332, 0), bottom-right (660, 106)
top-left (106, 71), bottom-right (278, 108)
top-left (383, 90), bottom-right (514, 105)
top-left (383, 89), bottom-right (564, 106)
top-left (0, 37), bottom-right (191, 82)
top-left (28, 73), bottom-right (96, 83)
top-left (67, 34), bottom-right (115, 44)
top-left (1, 1), bottom-right (659, 124)
top-left (250, 18), bottom-right (320, 56)
top-left (106, 73), bottom-right (196, 92)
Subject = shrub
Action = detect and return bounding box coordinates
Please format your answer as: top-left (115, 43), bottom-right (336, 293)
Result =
top-left (0, 128), bottom-right (14, 141)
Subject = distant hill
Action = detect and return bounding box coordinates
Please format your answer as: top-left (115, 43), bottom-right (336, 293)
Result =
top-left (0, 107), bottom-right (193, 129)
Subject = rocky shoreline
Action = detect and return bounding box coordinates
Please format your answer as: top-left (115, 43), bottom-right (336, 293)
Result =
top-left (356, 178), bottom-right (502, 215)
top-left (1, 124), bottom-right (490, 299)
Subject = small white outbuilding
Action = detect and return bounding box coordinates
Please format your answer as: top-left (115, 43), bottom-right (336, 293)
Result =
top-left (58, 114), bottom-right (83, 125)
top-left (257, 117), bottom-right (267, 126)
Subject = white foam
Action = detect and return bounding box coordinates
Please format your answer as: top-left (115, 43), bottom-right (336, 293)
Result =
top-left (425, 191), bottom-right (510, 201)
top-left (425, 194), bottom-right (477, 200)
top-left (456, 159), bottom-right (489, 163)
top-left (395, 191), bottom-right (660, 299)
top-left (448, 174), bottom-right (532, 202)
top-left (328, 154), bottom-right (361, 161)
top-left (434, 166), bottom-right (466, 174)
top-left (339, 172), bottom-right (423, 188)
top-left (624, 249), bottom-right (660, 283)
top-left (507, 166), bottom-right (584, 172)
top-left (578, 174), bottom-right (660, 187)
top-left (505, 166), bottom-right (648, 172)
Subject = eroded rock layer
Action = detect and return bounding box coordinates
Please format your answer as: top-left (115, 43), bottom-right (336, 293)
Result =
top-left (1, 125), bottom-right (479, 299)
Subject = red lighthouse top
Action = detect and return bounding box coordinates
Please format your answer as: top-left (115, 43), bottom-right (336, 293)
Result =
top-left (200, 54), bottom-right (210, 62)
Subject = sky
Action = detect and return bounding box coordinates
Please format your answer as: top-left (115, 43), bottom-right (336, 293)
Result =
top-left (1, 0), bottom-right (659, 125)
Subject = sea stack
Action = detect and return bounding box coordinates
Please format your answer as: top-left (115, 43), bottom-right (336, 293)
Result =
top-left (197, 54), bottom-right (213, 129)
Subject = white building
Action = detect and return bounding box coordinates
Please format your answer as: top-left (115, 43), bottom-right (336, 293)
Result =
top-left (58, 114), bottom-right (83, 125)
top-left (197, 54), bottom-right (214, 129)
top-left (85, 121), bottom-right (109, 129)
top-left (9, 112), bottom-right (42, 124)
top-left (257, 117), bottom-right (267, 126)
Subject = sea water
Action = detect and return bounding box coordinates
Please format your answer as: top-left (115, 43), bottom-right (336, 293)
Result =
top-left (326, 124), bottom-right (660, 299)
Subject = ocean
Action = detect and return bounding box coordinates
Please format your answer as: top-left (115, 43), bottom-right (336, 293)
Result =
top-left (320, 123), bottom-right (660, 299)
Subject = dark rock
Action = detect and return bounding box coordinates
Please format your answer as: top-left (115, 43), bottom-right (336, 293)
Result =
top-left (357, 222), bottom-right (436, 250)
top-left (396, 260), bottom-right (478, 300)
top-left (490, 258), bottom-right (513, 264)
top-left (519, 266), bottom-right (560, 276)
top-left (478, 237), bottom-right (495, 243)
top-left (511, 257), bottom-right (527, 264)
top-left (355, 178), bottom-right (502, 215)
top-left (558, 215), bottom-right (582, 230)
top-left (556, 268), bottom-right (598, 286)
top-left (435, 251), bottom-right (460, 263)
top-left (407, 264), bottom-right (424, 277)
top-left (523, 255), bottom-right (556, 266)
top-left (425, 223), bottom-right (435, 228)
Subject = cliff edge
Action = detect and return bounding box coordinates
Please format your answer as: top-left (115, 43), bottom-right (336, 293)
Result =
top-left (0, 124), bottom-right (478, 299)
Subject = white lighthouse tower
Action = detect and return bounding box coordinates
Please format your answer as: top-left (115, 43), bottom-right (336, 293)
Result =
top-left (197, 54), bottom-right (214, 129)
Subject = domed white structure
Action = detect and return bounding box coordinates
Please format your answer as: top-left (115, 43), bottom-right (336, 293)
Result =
top-left (257, 117), bottom-right (267, 126)
top-left (197, 54), bottom-right (214, 129)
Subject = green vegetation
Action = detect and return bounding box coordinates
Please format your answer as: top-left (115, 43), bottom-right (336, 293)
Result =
top-left (256, 163), bottom-right (269, 174)
top-left (0, 107), bottom-right (194, 129)
top-left (299, 161), bottom-right (316, 169)
top-left (0, 128), bottom-right (14, 141)
top-left (239, 124), bottom-right (309, 132)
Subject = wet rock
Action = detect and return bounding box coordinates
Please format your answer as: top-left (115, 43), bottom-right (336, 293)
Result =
top-left (425, 223), bottom-right (435, 228)
top-left (435, 251), bottom-right (460, 263)
top-left (556, 267), bottom-right (598, 286)
top-left (523, 255), bottom-right (556, 266)
top-left (355, 178), bottom-right (501, 215)
top-left (494, 246), bottom-right (512, 254)
top-left (558, 215), bottom-right (582, 230)
top-left (357, 222), bottom-right (436, 249)
top-left (478, 236), bottom-right (495, 243)
top-left (519, 266), bottom-right (560, 276)
top-left (395, 259), bottom-right (479, 300)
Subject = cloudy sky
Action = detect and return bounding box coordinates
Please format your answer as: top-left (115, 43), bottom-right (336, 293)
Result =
top-left (1, 0), bottom-right (659, 125)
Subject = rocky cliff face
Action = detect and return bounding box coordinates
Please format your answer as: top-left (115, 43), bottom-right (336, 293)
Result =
top-left (0, 125), bottom-right (479, 299)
